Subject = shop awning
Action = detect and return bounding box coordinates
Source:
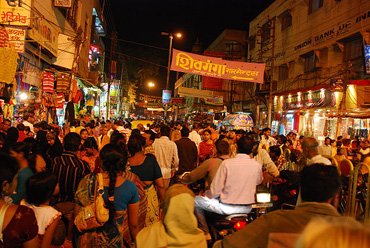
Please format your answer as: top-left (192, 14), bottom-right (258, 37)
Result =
top-left (349, 80), bottom-right (370, 86)
top-left (76, 78), bottom-right (103, 91)
top-left (336, 108), bottom-right (370, 119)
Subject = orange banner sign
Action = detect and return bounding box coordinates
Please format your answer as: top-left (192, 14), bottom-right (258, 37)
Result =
top-left (171, 49), bottom-right (265, 84)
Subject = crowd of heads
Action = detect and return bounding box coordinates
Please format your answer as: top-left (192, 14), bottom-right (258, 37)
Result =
top-left (1, 114), bottom-right (370, 248)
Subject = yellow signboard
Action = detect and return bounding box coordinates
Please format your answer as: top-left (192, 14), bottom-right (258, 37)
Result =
top-left (0, 0), bottom-right (32, 26)
top-left (28, 12), bottom-right (59, 57)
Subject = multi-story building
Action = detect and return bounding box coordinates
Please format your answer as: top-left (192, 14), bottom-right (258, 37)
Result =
top-left (0, 0), bottom-right (113, 123)
top-left (249, 0), bottom-right (370, 140)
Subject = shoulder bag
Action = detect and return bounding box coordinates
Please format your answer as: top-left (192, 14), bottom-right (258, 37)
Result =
top-left (74, 173), bottom-right (109, 232)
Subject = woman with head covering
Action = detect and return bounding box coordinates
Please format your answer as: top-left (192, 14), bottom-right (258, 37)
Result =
top-left (135, 184), bottom-right (207, 248)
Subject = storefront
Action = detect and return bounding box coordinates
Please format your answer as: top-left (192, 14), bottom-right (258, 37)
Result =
top-left (274, 80), bottom-right (370, 141)
top-left (274, 86), bottom-right (338, 141)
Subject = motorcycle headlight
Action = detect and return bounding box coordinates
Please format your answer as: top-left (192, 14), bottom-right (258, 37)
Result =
top-left (256, 192), bottom-right (271, 203)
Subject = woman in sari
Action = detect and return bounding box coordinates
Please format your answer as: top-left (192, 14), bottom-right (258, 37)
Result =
top-left (198, 129), bottom-right (216, 163)
top-left (128, 134), bottom-right (165, 227)
top-left (75, 144), bottom-right (139, 248)
top-left (135, 184), bottom-right (207, 248)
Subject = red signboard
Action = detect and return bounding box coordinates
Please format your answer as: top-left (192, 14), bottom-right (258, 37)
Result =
top-left (171, 49), bottom-right (265, 84)
top-left (202, 76), bottom-right (223, 90)
top-left (202, 51), bottom-right (225, 90)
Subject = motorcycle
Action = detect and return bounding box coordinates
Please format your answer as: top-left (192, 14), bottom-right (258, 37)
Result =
top-left (269, 170), bottom-right (300, 210)
top-left (206, 186), bottom-right (273, 243)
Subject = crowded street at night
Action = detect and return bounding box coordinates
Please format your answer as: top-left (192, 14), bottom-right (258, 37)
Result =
top-left (1, 0), bottom-right (370, 247)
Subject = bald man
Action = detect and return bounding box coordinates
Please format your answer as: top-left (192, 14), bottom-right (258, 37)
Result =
top-left (302, 137), bottom-right (331, 166)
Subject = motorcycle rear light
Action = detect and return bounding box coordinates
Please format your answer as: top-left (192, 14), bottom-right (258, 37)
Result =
top-left (233, 221), bottom-right (246, 231)
top-left (290, 189), bottom-right (297, 196)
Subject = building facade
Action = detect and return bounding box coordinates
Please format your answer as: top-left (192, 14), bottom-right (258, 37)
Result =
top-left (0, 0), bottom-right (116, 124)
top-left (249, 0), bottom-right (370, 141)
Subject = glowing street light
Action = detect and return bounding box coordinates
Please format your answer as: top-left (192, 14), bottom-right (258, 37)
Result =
top-left (148, 82), bottom-right (155, 88)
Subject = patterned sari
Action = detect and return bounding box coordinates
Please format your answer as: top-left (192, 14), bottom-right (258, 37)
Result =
top-left (75, 172), bottom-right (148, 248)
top-left (144, 184), bottom-right (160, 227)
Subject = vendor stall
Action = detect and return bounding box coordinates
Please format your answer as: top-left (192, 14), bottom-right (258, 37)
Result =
top-left (222, 113), bottom-right (254, 131)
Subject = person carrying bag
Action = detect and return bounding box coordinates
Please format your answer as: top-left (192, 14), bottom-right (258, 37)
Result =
top-left (74, 173), bottom-right (109, 232)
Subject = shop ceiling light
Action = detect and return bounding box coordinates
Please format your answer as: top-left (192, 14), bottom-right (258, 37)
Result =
top-left (20, 93), bottom-right (27, 100)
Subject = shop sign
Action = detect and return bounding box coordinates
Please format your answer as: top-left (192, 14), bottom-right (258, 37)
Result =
top-left (88, 44), bottom-right (102, 70)
top-left (139, 93), bottom-right (162, 108)
top-left (5, 25), bottom-right (25, 52)
top-left (18, 54), bottom-right (41, 87)
top-left (28, 13), bottom-right (59, 57)
top-left (109, 81), bottom-right (119, 103)
top-left (171, 97), bottom-right (184, 104)
top-left (329, 78), bottom-right (345, 92)
top-left (178, 86), bottom-right (213, 99)
top-left (0, 0), bottom-right (31, 26)
top-left (205, 96), bottom-right (223, 106)
top-left (171, 49), bottom-right (265, 84)
top-left (162, 90), bottom-right (171, 104)
top-left (54, 0), bottom-right (72, 8)
top-left (283, 89), bottom-right (335, 111)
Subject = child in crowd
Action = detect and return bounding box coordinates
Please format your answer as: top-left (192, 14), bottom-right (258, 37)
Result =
top-left (22, 171), bottom-right (61, 248)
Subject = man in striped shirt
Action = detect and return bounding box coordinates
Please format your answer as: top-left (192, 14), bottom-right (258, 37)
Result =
top-left (51, 132), bottom-right (90, 246)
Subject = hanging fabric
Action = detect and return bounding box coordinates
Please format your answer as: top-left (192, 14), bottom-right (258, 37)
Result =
top-left (0, 25), bottom-right (10, 48)
top-left (42, 72), bottom-right (55, 93)
top-left (56, 73), bottom-right (70, 93)
top-left (56, 93), bottom-right (65, 108)
top-left (0, 48), bottom-right (18, 83)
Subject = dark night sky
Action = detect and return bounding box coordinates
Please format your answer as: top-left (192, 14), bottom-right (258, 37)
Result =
top-left (108, 0), bottom-right (275, 94)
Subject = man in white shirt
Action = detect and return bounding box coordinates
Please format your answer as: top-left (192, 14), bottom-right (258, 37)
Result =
top-left (303, 137), bottom-right (332, 166)
top-left (23, 114), bottom-right (35, 134)
top-left (319, 137), bottom-right (332, 157)
top-left (152, 125), bottom-right (179, 189)
top-left (194, 136), bottom-right (263, 240)
top-left (188, 123), bottom-right (202, 148)
top-left (260, 127), bottom-right (276, 150)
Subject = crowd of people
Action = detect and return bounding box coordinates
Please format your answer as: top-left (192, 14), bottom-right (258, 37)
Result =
top-left (0, 115), bottom-right (370, 248)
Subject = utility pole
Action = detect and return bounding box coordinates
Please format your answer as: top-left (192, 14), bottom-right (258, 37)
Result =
top-left (69, 27), bottom-right (83, 102)
top-left (65, 27), bottom-right (83, 125)
top-left (267, 17), bottom-right (276, 128)
top-left (106, 32), bottom-right (117, 120)
top-left (256, 17), bottom-right (276, 128)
